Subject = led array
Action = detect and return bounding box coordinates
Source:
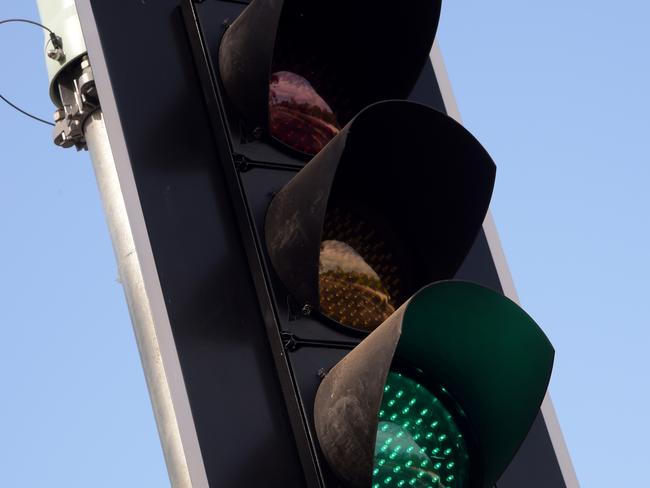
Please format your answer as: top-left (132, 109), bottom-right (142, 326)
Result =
top-left (372, 372), bottom-right (470, 488)
top-left (319, 208), bottom-right (401, 331)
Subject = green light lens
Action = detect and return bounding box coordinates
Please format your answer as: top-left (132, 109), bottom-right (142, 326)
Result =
top-left (373, 372), bottom-right (470, 488)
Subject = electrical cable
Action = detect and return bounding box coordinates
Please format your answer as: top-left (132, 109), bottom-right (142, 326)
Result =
top-left (0, 18), bottom-right (55, 34)
top-left (0, 93), bottom-right (54, 126)
top-left (0, 18), bottom-right (62, 127)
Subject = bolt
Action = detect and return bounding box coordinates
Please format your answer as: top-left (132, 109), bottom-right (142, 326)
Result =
top-left (302, 304), bottom-right (313, 316)
top-left (53, 109), bottom-right (65, 123)
top-left (80, 57), bottom-right (90, 70)
top-left (252, 126), bottom-right (263, 139)
top-left (81, 83), bottom-right (97, 101)
top-left (47, 48), bottom-right (64, 62)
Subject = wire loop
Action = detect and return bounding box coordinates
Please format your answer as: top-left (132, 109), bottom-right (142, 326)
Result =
top-left (0, 18), bottom-right (60, 127)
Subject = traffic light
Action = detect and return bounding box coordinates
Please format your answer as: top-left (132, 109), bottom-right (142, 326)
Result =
top-left (180, 0), bottom-right (556, 486)
top-left (218, 0), bottom-right (442, 156)
top-left (314, 281), bottom-right (553, 488)
top-left (264, 99), bottom-right (495, 328)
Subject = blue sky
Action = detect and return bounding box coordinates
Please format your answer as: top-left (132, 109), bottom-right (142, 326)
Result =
top-left (439, 2), bottom-right (650, 486)
top-left (1, 1), bottom-right (648, 486)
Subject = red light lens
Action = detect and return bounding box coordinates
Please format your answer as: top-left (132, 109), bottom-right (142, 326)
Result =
top-left (269, 71), bottom-right (341, 155)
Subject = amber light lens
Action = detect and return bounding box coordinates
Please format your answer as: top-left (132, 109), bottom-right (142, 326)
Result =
top-left (318, 209), bottom-right (404, 332)
top-left (319, 240), bottom-right (395, 331)
top-left (269, 71), bottom-right (341, 155)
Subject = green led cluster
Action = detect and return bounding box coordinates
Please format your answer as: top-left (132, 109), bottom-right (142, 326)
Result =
top-left (372, 372), bottom-right (470, 488)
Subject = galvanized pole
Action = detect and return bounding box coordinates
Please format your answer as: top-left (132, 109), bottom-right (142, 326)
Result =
top-left (82, 111), bottom-right (193, 487)
top-left (36, 1), bottom-right (195, 485)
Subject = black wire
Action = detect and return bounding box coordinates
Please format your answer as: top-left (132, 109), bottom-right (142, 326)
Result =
top-left (0, 18), bottom-right (55, 34)
top-left (0, 18), bottom-right (59, 127)
top-left (0, 94), bottom-right (54, 126)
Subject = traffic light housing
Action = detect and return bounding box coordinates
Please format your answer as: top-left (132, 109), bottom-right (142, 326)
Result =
top-left (315, 281), bottom-right (554, 488)
top-left (218, 0), bottom-right (441, 152)
top-left (265, 100), bottom-right (496, 329)
top-left (181, 0), bottom-right (556, 486)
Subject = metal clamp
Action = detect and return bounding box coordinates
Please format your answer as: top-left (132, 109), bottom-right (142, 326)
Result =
top-left (52, 55), bottom-right (99, 150)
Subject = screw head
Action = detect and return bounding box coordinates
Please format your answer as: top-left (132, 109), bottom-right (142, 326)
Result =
top-left (47, 48), bottom-right (64, 62)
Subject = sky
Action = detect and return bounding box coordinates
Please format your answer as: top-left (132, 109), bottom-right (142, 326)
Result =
top-left (0, 1), bottom-right (648, 487)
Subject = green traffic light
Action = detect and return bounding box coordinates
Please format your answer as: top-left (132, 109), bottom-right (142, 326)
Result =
top-left (314, 281), bottom-right (554, 488)
top-left (373, 372), bottom-right (470, 488)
